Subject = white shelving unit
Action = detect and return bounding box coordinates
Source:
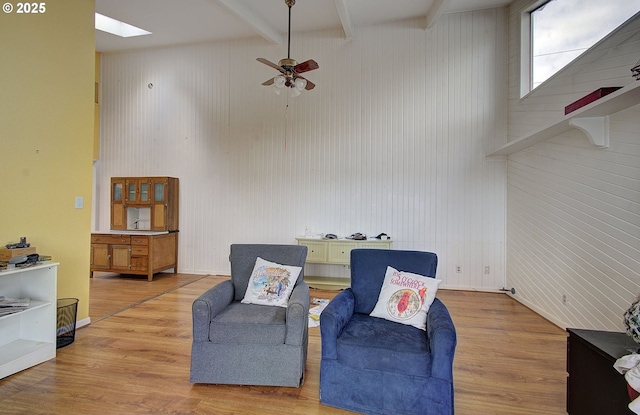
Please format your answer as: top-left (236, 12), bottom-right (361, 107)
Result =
top-left (488, 82), bottom-right (640, 157)
top-left (0, 262), bottom-right (58, 379)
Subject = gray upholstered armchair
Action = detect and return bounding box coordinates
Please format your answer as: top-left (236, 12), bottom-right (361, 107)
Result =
top-left (190, 244), bottom-right (309, 387)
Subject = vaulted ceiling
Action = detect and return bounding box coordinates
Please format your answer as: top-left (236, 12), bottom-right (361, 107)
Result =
top-left (95, 0), bottom-right (513, 52)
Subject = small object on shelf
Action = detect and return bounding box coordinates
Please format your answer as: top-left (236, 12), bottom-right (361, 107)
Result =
top-left (0, 246), bottom-right (37, 260)
top-left (624, 296), bottom-right (640, 345)
top-left (0, 296), bottom-right (31, 316)
top-left (564, 87), bottom-right (622, 115)
top-left (5, 237), bottom-right (30, 249)
top-left (632, 59), bottom-right (640, 80)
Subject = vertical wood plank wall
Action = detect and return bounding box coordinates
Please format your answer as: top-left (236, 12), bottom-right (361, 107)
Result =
top-left (506, 1), bottom-right (640, 331)
top-left (98, 10), bottom-right (508, 290)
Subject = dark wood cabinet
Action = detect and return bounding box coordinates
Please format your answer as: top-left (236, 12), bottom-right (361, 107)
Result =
top-left (567, 328), bottom-right (638, 415)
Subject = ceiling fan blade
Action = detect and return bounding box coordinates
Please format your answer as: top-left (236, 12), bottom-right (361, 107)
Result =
top-left (257, 58), bottom-right (284, 73)
top-left (262, 77), bottom-right (275, 86)
top-left (293, 59), bottom-right (319, 74)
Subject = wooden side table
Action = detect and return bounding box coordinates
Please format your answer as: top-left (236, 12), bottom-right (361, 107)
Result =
top-left (567, 328), bottom-right (639, 415)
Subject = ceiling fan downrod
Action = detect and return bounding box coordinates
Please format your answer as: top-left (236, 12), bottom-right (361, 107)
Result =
top-left (279, 0), bottom-right (296, 69)
top-left (287, 0), bottom-right (294, 59)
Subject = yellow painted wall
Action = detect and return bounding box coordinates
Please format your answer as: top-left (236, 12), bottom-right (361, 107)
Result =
top-left (94, 52), bottom-right (101, 160)
top-left (0, 0), bottom-right (95, 321)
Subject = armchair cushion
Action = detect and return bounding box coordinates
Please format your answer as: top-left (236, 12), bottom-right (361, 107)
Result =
top-left (337, 313), bottom-right (431, 377)
top-left (210, 302), bottom-right (287, 345)
top-left (241, 257), bottom-right (302, 307)
top-left (370, 266), bottom-right (441, 330)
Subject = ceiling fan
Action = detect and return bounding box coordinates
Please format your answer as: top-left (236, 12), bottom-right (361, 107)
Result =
top-left (257, 0), bottom-right (319, 94)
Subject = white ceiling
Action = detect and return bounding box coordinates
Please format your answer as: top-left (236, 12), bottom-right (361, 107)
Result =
top-left (95, 0), bottom-right (513, 52)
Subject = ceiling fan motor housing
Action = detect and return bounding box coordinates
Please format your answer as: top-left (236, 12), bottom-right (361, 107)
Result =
top-left (278, 58), bottom-right (297, 68)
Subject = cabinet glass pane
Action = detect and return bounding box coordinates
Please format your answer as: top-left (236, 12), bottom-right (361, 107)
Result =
top-left (140, 183), bottom-right (149, 202)
top-left (128, 183), bottom-right (136, 201)
top-left (154, 183), bottom-right (165, 202)
top-left (113, 183), bottom-right (122, 201)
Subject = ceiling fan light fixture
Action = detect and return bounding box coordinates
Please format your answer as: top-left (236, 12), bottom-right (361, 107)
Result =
top-left (274, 75), bottom-right (286, 88)
top-left (295, 78), bottom-right (307, 90)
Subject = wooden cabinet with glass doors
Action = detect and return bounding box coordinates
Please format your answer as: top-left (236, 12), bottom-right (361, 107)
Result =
top-left (90, 177), bottom-right (179, 281)
top-left (110, 177), bottom-right (178, 231)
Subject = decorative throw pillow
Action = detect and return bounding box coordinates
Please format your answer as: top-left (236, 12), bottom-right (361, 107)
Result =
top-left (241, 257), bottom-right (302, 307)
top-left (370, 266), bottom-right (441, 330)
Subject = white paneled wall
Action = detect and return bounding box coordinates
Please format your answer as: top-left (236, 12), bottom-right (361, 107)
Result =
top-left (505, 1), bottom-right (640, 330)
top-left (98, 10), bottom-right (508, 289)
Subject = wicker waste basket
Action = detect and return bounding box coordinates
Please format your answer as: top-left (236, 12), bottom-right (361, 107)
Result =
top-left (56, 298), bottom-right (78, 348)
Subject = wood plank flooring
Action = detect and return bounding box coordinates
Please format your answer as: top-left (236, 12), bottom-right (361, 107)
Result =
top-left (0, 274), bottom-right (568, 415)
top-left (89, 271), bottom-right (208, 322)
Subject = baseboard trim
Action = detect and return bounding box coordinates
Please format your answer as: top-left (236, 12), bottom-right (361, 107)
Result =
top-left (508, 294), bottom-right (567, 330)
top-left (76, 317), bottom-right (91, 329)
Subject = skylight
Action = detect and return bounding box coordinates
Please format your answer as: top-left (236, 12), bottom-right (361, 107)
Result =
top-left (95, 13), bottom-right (152, 38)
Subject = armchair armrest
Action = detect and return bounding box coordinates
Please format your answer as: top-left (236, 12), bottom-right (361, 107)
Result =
top-left (192, 279), bottom-right (234, 342)
top-left (285, 281), bottom-right (310, 345)
top-left (427, 298), bottom-right (457, 381)
top-left (320, 288), bottom-right (355, 360)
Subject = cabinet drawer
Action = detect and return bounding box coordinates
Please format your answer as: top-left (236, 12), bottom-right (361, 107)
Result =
top-left (359, 242), bottom-right (392, 250)
top-left (131, 246), bottom-right (148, 255)
top-left (300, 241), bottom-right (326, 263)
top-left (328, 243), bottom-right (357, 264)
top-left (131, 236), bottom-right (149, 245)
top-left (91, 234), bottom-right (130, 244)
top-left (130, 256), bottom-right (148, 271)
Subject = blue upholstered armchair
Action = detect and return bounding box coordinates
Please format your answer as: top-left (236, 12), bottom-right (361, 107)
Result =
top-left (190, 244), bottom-right (309, 387)
top-left (320, 249), bottom-right (457, 415)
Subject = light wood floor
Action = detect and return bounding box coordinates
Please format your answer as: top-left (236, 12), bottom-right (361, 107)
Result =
top-left (0, 274), bottom-right (568, 415)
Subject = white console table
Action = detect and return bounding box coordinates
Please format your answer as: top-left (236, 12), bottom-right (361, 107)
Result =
top-left (0, 262), bottom-right (58, 379)
top-left (296, 237), bottom-right (392, 288)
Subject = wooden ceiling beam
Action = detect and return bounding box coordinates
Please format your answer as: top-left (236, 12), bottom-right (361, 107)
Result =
top-left (333, 0), bottom-right (354, 40)
top-left (425, 0), bottom-right (449, 29)
top-left (211, 0), bottom-right (284, 45)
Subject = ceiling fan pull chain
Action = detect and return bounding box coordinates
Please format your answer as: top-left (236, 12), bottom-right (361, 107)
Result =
top-left (284, 102), bottom-right (289, 151)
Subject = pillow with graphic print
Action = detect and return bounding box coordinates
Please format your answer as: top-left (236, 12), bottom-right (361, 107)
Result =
top-left (370, 266), bottom-right (441, 330)
top-left (241, 257), bottom-right (302, 307)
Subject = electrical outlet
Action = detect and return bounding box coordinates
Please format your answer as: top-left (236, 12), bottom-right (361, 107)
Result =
top-left (562, 294), bottom-right (567, 305)
top-left (455, 266), bottom-right (462, 273)
top-left (484, 266), bottom-right (490, 274)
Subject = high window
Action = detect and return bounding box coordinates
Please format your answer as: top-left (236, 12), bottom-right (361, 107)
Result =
top-left (523, 0), bottom-right (640, 95)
